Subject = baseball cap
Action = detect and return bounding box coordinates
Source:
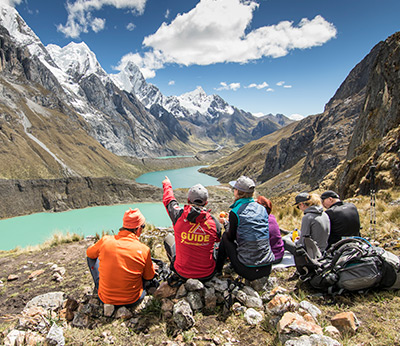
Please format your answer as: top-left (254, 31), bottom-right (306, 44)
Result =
top-left (229, 176), bottom-right (256, 193)
top-left (321, 190), bottom-right (340, 200)
top-left (294, 192), bottom-right (311, 205)
top-left (188, 184), bottom-right (208, 205)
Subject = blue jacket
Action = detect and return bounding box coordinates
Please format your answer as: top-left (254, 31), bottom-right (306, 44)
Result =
top-left (229, 198), bottom-right (275, 267)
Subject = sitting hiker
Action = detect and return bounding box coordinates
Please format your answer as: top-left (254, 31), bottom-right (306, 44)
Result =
top-left (216, 176), bottom-right (275, 281)
top-left (162, 176), bottom-right (221, 281)
top-left (257, 196), bottom-right (285, 264)
top-left (86, 208), bottom-right (156, 307)
top-left (321, 190), bottom-right (361, 248)
top-left (283, 192), bottom-right (330, 256)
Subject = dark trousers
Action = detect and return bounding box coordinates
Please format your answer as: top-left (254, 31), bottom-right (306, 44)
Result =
top-left (282, 234), bottom-right (297, 256)
top-left (215, 233), bottom-right (272, 281)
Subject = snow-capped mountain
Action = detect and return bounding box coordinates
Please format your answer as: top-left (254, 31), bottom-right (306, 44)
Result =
top-left (111, 65), bottom-right (234, 122)
top-left (0, 2), bottom-right (289, 159)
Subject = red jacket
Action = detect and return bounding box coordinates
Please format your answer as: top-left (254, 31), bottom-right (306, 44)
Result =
top-left (163, 181), bottom-right (221, 279)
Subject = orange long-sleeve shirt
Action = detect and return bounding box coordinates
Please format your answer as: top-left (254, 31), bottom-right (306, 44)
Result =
top-left (86, 230), bottom-right (155, 305)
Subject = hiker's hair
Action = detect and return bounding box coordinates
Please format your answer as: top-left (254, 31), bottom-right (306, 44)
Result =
top-left (303, 193), bottom-right (322, 207)
top-left (235, 189), bottom-right (254, 201)
top-left (119, 226), bottom-right (140, 234)
top-left (188, 200), bottom-right (206, 207)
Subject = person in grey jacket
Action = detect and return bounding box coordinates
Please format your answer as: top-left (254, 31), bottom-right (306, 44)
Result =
top-left (283, 192), bottom-right (330, 256)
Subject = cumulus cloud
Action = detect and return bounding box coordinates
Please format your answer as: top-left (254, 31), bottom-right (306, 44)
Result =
top-left (247, 82), bottom-right (269, 89)
top-left (115, 50), bottom-right (165, 79)
top-left (283, 85), bottom-right (292, 88)
top-left (276, 81), bottom-right (285, 86)
top-left (126, 0), bottom-right (336, 78)
top-left (215, 82), bottom-right (241, 91)
top-left (165, 9), bottom-right (170, 19)
top-left (57, 0), bottom-right (147, 38)
top-left (126, 22), bottom-right (136, 31)
top-left (289, 113), bottom-right (305, 120)
top-left (266, 88), bottom-right (274, 92)
top-left (168, 80), bottom-right (175, 85)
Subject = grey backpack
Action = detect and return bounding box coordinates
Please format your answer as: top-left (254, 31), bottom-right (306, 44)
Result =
top-left (297, 237), bottom-right (400, 295)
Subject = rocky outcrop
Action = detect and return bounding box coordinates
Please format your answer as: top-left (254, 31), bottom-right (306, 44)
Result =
top-left (330, 32), bottom-right (400, 197)
top-left (258, 116), bottom-right (316, 182)
top-left (0, 177), bottom-right (162, 219)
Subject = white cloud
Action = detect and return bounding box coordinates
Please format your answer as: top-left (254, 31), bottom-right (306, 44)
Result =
top-left (57, 0), bottom-right (147, 38)
top-left (276, 81), bottom-right (285, 86)
top-left (252, 112), bottom-right (265, 117)
top-left (283, 85), bottom-right (292, 88)
top-left (165, 9), bottom-right (170, 19)
top-left (266, 88), bottom-right (274, 92)
top-left (0, 0), bottom-right (22, 6)
top-left (168, 80), bottom-right (175, 85)
top-left (247, 82), bottom-right (269, 89)
top-left (91, 17), bottom-right (105, 33)
top-left (114, 50), bottom-right (165, 79)
top-left (288, 113), bottom-right (305, 120)
top-left (126, 22), bottom-right (136, 31)
top-left (127, 0), bottom-right (336, 77)
top-left (215, 82), bottom-right (241, 91)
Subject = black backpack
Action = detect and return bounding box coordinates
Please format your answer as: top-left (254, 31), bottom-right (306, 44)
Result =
top-left (295, 237), bottom-right (400, 295)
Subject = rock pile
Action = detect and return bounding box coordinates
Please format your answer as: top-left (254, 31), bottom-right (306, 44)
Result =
top-left (1, 272), bottom-right (360, 346)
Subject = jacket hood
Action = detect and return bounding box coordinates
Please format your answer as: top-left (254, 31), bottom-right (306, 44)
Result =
top-left (304, 205), bottom-right (324, 215)
top-left (186, 205), bottom-right (208, 223)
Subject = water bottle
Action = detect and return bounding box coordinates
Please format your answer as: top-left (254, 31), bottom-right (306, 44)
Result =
top-left (292, 228), bottom-right (299, 242)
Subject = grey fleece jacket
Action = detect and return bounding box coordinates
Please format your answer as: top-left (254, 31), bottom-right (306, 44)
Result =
top-left (298, 205), bottom-right (330, 252)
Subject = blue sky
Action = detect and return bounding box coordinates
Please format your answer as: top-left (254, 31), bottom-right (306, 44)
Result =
top-left (4, 0), bottom-right (400, 119)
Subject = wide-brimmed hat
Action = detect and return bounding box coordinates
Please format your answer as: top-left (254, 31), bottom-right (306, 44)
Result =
top-left (229, 176), bottom-right (255, 193)
top-left (123, 208), bottom-right (145, 229)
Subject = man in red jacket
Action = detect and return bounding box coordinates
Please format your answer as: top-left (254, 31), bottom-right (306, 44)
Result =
top-left (86, 208), bottom-right (156, 306)
top-left (162, 176), bottom-right (221, 281)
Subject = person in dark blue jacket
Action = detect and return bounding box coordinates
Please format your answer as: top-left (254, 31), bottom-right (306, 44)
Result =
top-left (215, 176), bottom-right (275, 281)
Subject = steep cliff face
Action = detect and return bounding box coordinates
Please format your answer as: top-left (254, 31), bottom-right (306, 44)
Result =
top-left (329, 32), bottom-right (400, 197)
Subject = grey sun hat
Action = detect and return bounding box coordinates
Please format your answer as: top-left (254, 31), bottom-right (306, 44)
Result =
top-left (321, 190), bottom-right (340, 200)
top-left (294, 192), bottom-right (311, 205)
top-left (229, 176), bottom-right (256, 193)
top-left (188, 184), bottom-right (209, 205)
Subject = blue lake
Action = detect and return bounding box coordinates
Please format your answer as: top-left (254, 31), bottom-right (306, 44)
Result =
top-left (0, 165), bottom-right (220, 251)
top-left (135, 165), bottom-right (220, 188)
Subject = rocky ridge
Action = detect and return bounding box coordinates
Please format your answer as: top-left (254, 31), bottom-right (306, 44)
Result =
top-left (0, 238), bottom-right (362, 346)
top-left (0, 177), bottom-right (162, 219)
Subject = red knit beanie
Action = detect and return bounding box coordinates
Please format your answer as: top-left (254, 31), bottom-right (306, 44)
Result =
top-left (122, 208), bottom-right (145, 229)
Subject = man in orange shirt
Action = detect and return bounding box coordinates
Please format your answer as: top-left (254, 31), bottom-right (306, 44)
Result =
top-left (86, 208), bottom-right (155, 306)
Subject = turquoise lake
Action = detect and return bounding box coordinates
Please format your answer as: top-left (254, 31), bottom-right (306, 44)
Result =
top-left (0, 165), bottom-right (220, 251)
top-left (135, 165), bottom-right (220, 188)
